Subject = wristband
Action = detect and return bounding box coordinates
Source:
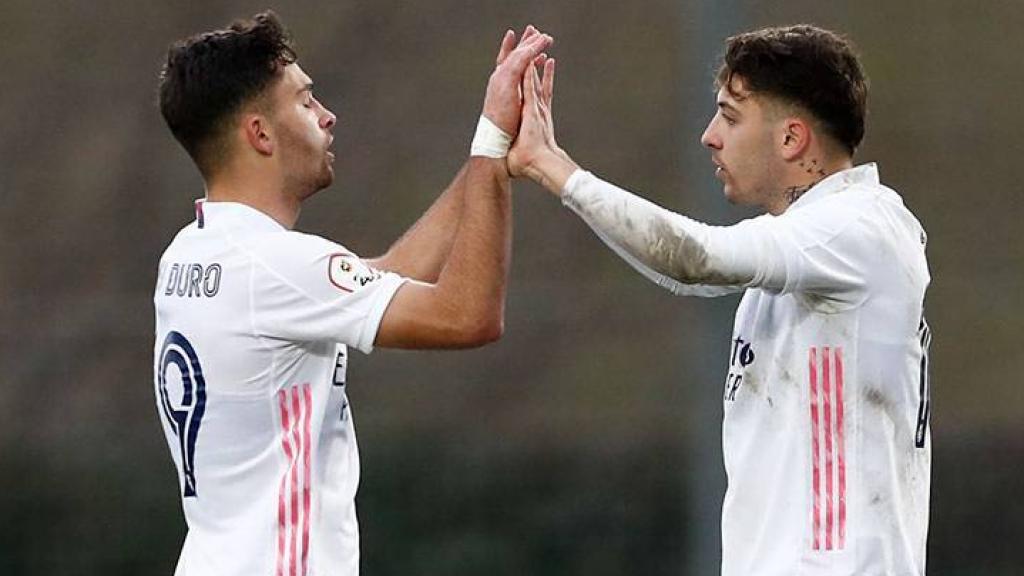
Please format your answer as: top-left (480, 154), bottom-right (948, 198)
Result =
top-left (470, 115), bottom-right (512, 158)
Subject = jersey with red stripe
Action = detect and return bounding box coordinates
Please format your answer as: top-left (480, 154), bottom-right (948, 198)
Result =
top-left (719, 165), bottom-right (931, 575)
top-left (153, 201), bottom-right (405, 576)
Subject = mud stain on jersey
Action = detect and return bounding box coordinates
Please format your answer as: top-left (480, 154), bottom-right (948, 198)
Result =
top-left (568, 184), bottom-right (750, 287)
top-left (801, 291), bottom-right (844, 314)
top-left (864, 387), bottom-right (887, 408)
top-left (744, 373), bottom-right (759, 395)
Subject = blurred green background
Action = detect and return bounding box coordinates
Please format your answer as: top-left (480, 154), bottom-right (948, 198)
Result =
top-left (1, 0), bottom-right (1021, 574)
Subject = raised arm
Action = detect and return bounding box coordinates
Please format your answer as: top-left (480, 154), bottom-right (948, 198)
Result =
top-left (368, 30), bottom-right (531, 282)
top-left (508, 57), bottom-right (770, 294)
top-left (374, 27), bottom-right (553, 348)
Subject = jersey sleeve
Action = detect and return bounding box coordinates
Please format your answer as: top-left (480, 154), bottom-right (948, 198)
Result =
top-left (562, 170), bottom-right (874, 307)
top-left (249, 232), bottom-right (406, 353)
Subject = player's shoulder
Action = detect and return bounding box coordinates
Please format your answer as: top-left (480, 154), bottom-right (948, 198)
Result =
top-left (781, 176), bottom-right (907, 238)
top-left (157, 220), bottom-right (202, 264)
top-left (255, 229), bottom-right (346, 257)
top-left (248, 230), bottom-right (384, 296)
top-left (248, 229), bottom-right (351, 273)
top-left (839, 179), bottom-right (927, 251)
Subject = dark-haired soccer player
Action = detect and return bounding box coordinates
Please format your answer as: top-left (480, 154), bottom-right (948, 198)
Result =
top-left (153, 12), bottom-right (551, 576)
top-left (510, 25), bottom-right (931, 575)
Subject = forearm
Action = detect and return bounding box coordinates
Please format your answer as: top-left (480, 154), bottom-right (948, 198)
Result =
top-left (560, 170), bottom-right (772, 288)
top-left (522, 147), bottom-right (578, 196)
top-left (369, 164), bottom-right (468, 282)
top-left (434, 157), bottom-right (511, 336)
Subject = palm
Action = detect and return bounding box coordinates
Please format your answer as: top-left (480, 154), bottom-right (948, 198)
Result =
top-left (508, 58), bottom-right (556, 178)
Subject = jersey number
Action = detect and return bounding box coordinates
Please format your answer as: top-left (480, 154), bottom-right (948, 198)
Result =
top-left (914, 318), bottom-right (932, 449)
top-left (158, 331), bottom-right (207, 497)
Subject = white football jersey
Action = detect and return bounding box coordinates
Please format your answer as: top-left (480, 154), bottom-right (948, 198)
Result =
top-left (153, 201), bottom-right (405, 576)
top-left (563, 164), bottom-right (930, 576)
top-left (717, 165), bottom-right (931, 576)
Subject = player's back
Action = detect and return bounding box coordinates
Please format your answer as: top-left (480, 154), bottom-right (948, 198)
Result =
top-left (154, 201), bottom-right (403, 576)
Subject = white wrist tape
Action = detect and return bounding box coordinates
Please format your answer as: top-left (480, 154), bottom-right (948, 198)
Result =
top-left (470, 115), bottom-right (512, 158)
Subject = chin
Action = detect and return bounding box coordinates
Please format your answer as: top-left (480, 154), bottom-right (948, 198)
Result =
top-left (722, 185), bottom-right (740, 205)
top-left (316, 166), bottom-right (335, 189)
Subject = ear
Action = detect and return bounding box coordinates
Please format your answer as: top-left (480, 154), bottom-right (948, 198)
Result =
top-left (241, 112), bottom-right (274, 157)
top-left (779, 117), bottom-right (811, 161)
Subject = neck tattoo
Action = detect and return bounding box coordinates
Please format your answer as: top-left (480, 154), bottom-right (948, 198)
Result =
top-left (800, 158), bottom-right (828, 178)
top-left (784, 157), bottom-right (828, 206)
top-left (784, 182), bottom-right (815, 205)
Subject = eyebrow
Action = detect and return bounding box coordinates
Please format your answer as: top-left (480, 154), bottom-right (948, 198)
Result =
top-left (297, 82), bottom-right (313, 95)
top-left (717, 101), bottom-right (742, 116)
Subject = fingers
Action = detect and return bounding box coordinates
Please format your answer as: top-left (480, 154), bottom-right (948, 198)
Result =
top-left (503, 31), bottom-right (553, 76)
top-left (523, 57), bottom-right (543, 110)
top-left (541, 58), bottom-right (555, 110)
top-left (517, 25), bottom-right (538, 46)
top-left (521, 59), bottom-right (538, 112)
top-left (495, 29), bottom-right (515, 65)
top-left (495, 24), bottom-right (540, 67)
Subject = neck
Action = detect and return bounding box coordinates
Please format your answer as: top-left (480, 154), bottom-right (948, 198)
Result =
top-left (767, 154), bottom-right (853, 215)
top-left (204, 167), bottom-right (301, 229)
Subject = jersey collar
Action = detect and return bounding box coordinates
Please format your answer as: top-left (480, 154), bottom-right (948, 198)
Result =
top-left (194, 199), bottom-right (287, 232)
top-left (787, 163), bottom-right (880, 212)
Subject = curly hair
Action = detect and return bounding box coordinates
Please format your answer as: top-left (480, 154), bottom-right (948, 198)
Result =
top-left (159, 11), bottom-right (297, 175)
top-left (716, 25), bottom-right (868, 155)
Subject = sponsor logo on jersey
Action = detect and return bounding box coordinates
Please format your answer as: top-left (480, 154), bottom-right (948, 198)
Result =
top-left (724, 335), bottom-right (756, 401)
top-left (327, 253), bottom-right (382, 292)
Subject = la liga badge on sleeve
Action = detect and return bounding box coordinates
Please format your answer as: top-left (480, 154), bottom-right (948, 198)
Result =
top-left (328, 253), bottom-right (382, 293)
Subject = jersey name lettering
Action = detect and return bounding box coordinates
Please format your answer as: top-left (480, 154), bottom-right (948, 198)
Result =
top-left (164, 263), bottom-right (223, 298)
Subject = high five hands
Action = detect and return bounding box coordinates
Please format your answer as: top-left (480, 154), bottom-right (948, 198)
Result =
top-left (482, 26), bottom-right (553, 139)
top-left (479, 25), bottom-right (578, 193)
top-left (504, 29), bottom-right (580, 195)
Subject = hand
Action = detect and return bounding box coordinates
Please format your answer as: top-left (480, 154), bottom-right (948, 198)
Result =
top-left (481, 26), bottom-right (554, 136)
top-left (508, 56), bottom-right (576, 191)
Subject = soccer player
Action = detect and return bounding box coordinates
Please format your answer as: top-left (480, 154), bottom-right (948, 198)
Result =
top-left (510, 25), bottom-right (931, 575)
top-left (153, 12), bottom-right (551, 576)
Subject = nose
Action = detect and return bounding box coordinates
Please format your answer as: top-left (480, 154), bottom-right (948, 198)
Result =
top-left (700, 118), bottom-right (720, 149)
top-left (321, 107), bottom-right (336, 131)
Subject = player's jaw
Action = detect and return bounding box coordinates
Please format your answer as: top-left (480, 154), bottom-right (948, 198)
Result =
top-left (711, 155), bottom-right (742, 203)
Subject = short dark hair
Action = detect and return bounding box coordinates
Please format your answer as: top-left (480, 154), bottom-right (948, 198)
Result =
top-left (716, 25), bottom-right (868, 155)
top-left (159, 11), bottom-right (297, 175)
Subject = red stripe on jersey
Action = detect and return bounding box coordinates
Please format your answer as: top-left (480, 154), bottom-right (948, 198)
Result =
top-left (823, 348), bottom-right (835, 550)
top-left (835, 348), bottom-right (847, 549)
top-left (290, 388), bottom-right (302, 576)
top-left (277, 390), bottom-right (293, 576)
top-left (301, 384), bottom-right (312, 576)
top-left (809, 347), bottom-right (822, 551)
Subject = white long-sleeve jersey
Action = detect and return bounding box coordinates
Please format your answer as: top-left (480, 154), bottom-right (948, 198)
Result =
top-left (153, 201), bottom-right (405, 576)
top-left (563, 164), bottom-right (931, 576)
